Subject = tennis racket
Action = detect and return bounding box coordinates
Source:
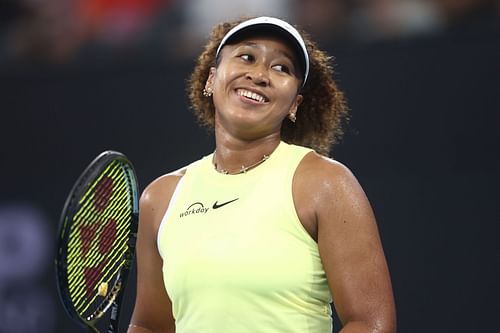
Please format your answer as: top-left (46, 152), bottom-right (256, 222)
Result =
top-left (55, 151), bottom-right (139, 333)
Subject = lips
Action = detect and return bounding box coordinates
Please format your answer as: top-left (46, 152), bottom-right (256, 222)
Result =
top-left (235, 88), bottom-right (269, 103)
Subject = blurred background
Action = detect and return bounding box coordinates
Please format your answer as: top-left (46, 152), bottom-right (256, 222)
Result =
top-left (0, 0), bottom-right (498, 332)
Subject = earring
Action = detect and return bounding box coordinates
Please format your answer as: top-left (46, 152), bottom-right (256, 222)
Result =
top-left (203, 87), bottom-right (213, 97)
top-left (288, 112), bottom-right (296, 123)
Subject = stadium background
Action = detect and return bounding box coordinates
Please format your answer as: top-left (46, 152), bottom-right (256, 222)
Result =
top-left (0, 1), bottom-right (498, 332)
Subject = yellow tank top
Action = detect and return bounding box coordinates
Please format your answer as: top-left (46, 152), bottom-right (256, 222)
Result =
top-left (157, 141), bottom-right (333, 333)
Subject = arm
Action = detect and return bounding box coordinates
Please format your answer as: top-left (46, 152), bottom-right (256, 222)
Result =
top-left (297, 154), bottom-right (396, 333)
top-left (127, 173), bottom-right (184, 333)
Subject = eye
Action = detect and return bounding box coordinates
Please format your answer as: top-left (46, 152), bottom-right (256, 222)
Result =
top-left (239, 54), bottom-right (254, 62)
top-left (272, 64), bottom-right (290, 74)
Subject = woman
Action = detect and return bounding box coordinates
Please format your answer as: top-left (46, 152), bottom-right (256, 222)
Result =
top-left (128, 16), bottom-right (396, 333)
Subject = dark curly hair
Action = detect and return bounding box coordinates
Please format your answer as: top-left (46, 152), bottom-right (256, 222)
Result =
top-left (188, 18), bottom-right (348, 155)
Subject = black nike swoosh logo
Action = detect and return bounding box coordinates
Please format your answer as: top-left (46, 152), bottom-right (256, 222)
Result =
top-left (212, 198), bottom-right (239, 209)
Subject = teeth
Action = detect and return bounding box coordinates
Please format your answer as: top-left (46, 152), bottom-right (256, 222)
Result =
top-left (237, 89), bottom-right (265, 103)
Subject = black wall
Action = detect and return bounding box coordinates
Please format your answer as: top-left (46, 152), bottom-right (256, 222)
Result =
top-left (0, 28), bottom-right (499, 332)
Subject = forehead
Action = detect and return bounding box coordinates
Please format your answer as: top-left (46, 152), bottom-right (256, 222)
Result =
top-left (225, 36), bottom-right (297, 59)
top-left (219, 29), bottom-right (303, 69)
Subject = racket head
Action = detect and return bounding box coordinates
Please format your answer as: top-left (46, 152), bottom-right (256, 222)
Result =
top-left (55, 151), bottom-right (139, 332)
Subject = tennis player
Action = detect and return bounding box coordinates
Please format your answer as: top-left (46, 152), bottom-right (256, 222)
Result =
top-left (128, 16), bottom-right (396, 333)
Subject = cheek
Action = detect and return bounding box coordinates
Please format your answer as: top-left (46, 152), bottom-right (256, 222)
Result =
top-left (278, 80), bottom-right (300, 102)
top-left (212, 58), bottom-right (240, 89)
top-left (213, 69), bottom-right (231, 93)
top-left (211, 70), bottom-right (232, 108)
top-left (280, 76), bottom-right (301, 91)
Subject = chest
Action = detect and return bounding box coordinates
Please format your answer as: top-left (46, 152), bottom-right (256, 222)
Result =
top-left (161, 176), bottom-right (319, 294)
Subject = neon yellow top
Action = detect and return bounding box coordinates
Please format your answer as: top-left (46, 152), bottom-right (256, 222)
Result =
top-left (157, 141), bottom-right (333, 333)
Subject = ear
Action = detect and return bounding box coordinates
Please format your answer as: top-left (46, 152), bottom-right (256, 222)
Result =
top-left (289, 94), bottom-right (303, 115)
top-left (205, 67), bottom-right (216, 90)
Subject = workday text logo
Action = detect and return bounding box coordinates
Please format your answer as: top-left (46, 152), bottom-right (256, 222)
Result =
top-left (179, 202), bottom-right (209, 218)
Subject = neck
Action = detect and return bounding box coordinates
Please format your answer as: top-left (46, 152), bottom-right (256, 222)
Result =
top-left (213, 132), bottom-right (281, 174)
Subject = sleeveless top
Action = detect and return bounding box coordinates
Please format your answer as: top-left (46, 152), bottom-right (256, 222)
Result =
top-left (157, 141), bottom-right (333, 333)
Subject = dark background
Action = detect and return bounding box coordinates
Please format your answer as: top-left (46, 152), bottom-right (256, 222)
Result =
top-left (0, 6), bottom-right (499, 333)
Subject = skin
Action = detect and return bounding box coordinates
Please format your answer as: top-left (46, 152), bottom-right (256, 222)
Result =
top-left (128, 36), bottom-right (396, 333)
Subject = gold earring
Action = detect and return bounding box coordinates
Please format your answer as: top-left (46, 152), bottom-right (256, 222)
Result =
top-left (203, 87), bottom-right (213, 97)
top-left (288, 112), bottom-right (296, 123)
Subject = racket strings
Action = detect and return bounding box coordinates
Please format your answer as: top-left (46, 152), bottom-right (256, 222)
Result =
top-left (70, 224), bottom-right (129, 310)
top-left (67, 217), bottom-right (129, 286)
top-left (67, 186), bottom-right (130, 260)
top-left (75, 219), bottom-right (128, 306)
top-left (65, 161), bottom-right (134, 317)
top-left (73, 199), bottom-right (130, 312)
top-left (69, 209), bottom-right (128, 286)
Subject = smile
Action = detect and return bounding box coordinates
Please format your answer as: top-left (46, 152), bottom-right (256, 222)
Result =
top-left (236, 89), bottom-right (268, 103)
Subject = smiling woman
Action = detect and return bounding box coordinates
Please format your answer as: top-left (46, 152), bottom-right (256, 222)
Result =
top-left (206, 35), bottom-right (305, 144)
top-left (189, 17), bottom-right (348, 155)
top-left (127, 16), bottom-right (396, 333)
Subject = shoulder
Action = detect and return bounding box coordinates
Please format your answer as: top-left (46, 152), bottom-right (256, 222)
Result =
top-left (142, 168), bottom-right (186, 202)
top-left (292, 151), bottom-right (368, 240)
top-left (295, 151), bottom-right (370, 217)
top-left (297, 151), bottom-right (359, 194)
top-left (139, 167), bottom-right (187, 229)
top-left (296, 152), bottom-right (377, 231)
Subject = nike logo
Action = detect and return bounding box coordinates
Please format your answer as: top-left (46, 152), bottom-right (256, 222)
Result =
top-left (212, 198), bottom-right (239, 209)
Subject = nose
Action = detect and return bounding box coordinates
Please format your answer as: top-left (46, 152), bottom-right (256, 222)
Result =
top-left (246, 65), bottom-right (270, 86)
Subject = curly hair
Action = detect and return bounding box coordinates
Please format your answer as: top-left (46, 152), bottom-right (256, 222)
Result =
top-left (188, 18), bottom-right (348, 155)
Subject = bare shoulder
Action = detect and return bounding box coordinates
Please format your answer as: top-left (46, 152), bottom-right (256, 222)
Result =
top-left (141, 167), bottom-right (187, 206)
top-left (296, 151), bottom-right (362, 199)
top-left (139, 166), bottom-right (187, 232)
top-left (293, 152), bottom-right (368, 240)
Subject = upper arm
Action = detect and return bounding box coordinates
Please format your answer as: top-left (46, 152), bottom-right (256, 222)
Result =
top-left (129, 173), bottom-right (183, 333)
top-left (302, 155), bottom-right (396, 332)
